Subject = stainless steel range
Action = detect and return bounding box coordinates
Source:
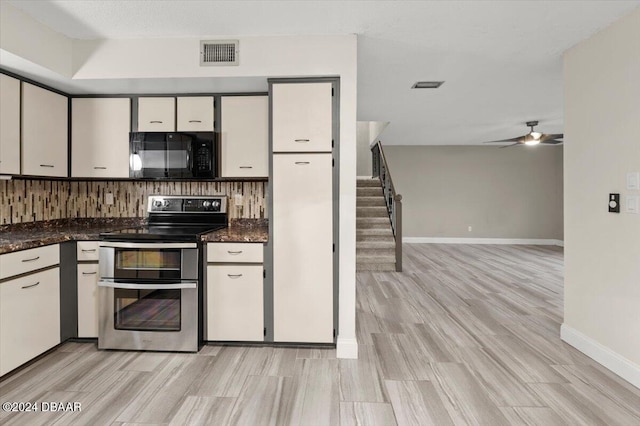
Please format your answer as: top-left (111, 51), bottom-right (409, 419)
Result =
top-left (98, 195), bottom-right (227, 352)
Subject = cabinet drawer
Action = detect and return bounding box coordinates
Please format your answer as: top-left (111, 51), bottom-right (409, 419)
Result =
top-left (207, 243), bottom-right (263, 263)
top-left (0, 268), bottom-right (60, 376)
top-left (0, 245), bottom-right (59, 280)
top-left (207, 265), bottom-right (264, 341)
top-left (76, 241), bottom-right (100, 262)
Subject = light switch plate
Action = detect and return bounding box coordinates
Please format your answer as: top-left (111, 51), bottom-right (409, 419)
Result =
top-left (627, 172), bottom-right (640, 190)
top-left (626, 195), bottom-right (639, 214)
top-left (105, 193), bottom-right (114, 205)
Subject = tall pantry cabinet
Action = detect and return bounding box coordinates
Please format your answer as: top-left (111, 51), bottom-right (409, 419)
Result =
top-left (271, 80), bottom-right (336, 343)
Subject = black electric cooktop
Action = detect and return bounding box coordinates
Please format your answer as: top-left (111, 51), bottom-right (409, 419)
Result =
top-left (100, 224), bottom-right (227, 242)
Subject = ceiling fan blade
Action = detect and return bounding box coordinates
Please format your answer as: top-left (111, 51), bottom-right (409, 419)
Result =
top-left (482, 136), bottom-right (525, 144)
top-left (541, 139), bottom-right (563, 145)
top-left (499, 142), bottom-right (521, 149)
top-left (540, 133), bottom-right (563, 142)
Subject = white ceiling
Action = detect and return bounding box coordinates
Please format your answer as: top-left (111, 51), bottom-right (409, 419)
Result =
top-left (6, 0), bottom-right (640, 145)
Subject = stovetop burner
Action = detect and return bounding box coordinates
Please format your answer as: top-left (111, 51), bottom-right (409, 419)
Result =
top-left (100, 196), bottom-right (228, 242)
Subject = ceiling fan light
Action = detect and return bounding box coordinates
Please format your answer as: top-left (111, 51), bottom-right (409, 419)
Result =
top-left (525, 140), bottom-right (540, 146)
top-left (530, 131), bottom-right (542, 140)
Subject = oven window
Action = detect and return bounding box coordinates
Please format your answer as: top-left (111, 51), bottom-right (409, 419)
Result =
top-left (114, 288), bottom-right (181, 331)
top-left (115, 249), bottom-right (182, 280)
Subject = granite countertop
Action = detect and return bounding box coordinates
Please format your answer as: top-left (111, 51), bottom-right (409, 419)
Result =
top-left (0, 218), bottom-right (145, 254)
top-left (0, 218), bottom-right (269, 254)
top-left (201, 219), bottom-right (269, 243)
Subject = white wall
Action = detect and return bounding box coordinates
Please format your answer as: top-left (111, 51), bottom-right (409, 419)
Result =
top-left (563, 8), bottom-right (640, 387)
top-left (0, 2), bottom-right (73, 77)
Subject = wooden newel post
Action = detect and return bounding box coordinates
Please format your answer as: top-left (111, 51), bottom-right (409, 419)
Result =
top-left (394, 194), bottom-right (402, 272)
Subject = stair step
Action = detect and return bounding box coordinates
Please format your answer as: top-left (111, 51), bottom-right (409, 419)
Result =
top-left (357, 233), bottom-right (395, 242)
top-left (357, 240), bottom-right (395, 249)
top-left (357, 254), bottom-right (396, 264)
top-left (357, 179), bottom-right (382, 188)
top-left (357, 247), bottom-right (395, 257)
top-left (357, 187), bottom-right (383, 197)
top-left (357, 196), bottom-right (386, 207)
top-left (357, 206), bottom-right (388, 218)
top-left (357, 217), bottom-right (391, 229)
top-left (356, 263), bottom-right (396, 272)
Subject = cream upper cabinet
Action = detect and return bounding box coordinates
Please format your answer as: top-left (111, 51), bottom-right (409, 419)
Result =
top-left (272, 82), bottom-right (332, 152)
top-left (72, 98), bottom-right (131, 178)
top-left (0, 74), bottom-right (21, 175)
top-left (220, 96), bottom-right (268, 177)
top-left (137, 97), bottom-right (175, 131)
top-left (177, 97), bottom-right (214, 131)
top-left (21, 83), bottom-right (68, 177)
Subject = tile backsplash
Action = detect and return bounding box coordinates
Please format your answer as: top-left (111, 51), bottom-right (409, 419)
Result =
top-left (1, 179), bottom-right (267, 225)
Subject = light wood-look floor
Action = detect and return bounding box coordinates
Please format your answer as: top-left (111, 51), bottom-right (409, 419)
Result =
top-left (2, 244), bottom-right (639, 425)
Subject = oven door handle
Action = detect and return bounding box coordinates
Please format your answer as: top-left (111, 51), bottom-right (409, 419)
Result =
top-left (98, 280), bottom-right (197, 290)
top-left (99, 242), bottom-right (197, 249)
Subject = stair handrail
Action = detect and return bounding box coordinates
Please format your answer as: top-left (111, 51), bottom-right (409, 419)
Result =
top-left (371, 140), bottom-right (402, 272)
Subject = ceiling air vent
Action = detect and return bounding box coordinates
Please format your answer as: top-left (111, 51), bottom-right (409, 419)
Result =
top-left (200, 40), bottom-right (239, 66)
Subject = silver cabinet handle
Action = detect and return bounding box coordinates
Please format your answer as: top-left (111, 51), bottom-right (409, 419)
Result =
top-left (22, 256), bottom-right (40, 262)
top-left (149, 120), bottom-right (163, 123)
top-left (81, 249), bottom-right (96, 252)
top-left (40, 164), bottom-right (54, 168)
top-left (227, 274), bottom-right (243, 278)
top-left (295, 162), bottom-right (310, 165)
top-left (21, 282), bottom-right (40, 289)
top-left (188, 120), bottom-right (202, 123)
top-left (295, 139), bottom-right (310, 142)
top-left (82, 271), bottom-right (97, 275)
top-left (94, 166), bottom-right (107, 170)
top-left (239, 166), bottom-right (253, 169)
top-left (227, 250), bottom-right (243, 254)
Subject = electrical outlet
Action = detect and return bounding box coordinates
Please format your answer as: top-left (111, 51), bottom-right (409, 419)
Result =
top-left (234, 194), bottom-right (243, 205)
top-left (468, 226), bottom-right (472, 232)
top-left (608, 193), bottom-right (620, 213)
top-left (105, 193), bottom-right (114, 205)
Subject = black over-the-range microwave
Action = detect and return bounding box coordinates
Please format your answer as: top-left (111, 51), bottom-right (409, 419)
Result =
top-left (129, 132), bottom-right (216, 179)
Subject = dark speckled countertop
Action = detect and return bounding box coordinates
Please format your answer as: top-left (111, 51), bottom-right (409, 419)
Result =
top-left (0, 218), bottom-right (145, 254)
top-left (0, 218), bottom-right (269, 254)
top-left (201, 218), bottom-right (269, 243)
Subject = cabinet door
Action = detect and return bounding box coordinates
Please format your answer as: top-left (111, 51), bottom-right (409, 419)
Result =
top-left (207, 265), bottom-right (264, 341)
top-left (0, 268), bottom-right (60, 376)
top-left (77, 263), bottom-right (99, 338)
top-left (221, 96), bottom-right (268, 177)
top-left (177, 97), bottom-right (214, 131)
top-left (0, 74), bottom-right (20, 175)
top-left (272, 82), bottom-right (332, 152)
top-left (72, 98), bottom-right (131, 178)
top-left (273, 153), bottom-right (333, 343)
top-left (137, 97), bottom-right (175, 131)
top-left (22, 83), bottom-right (68, 177)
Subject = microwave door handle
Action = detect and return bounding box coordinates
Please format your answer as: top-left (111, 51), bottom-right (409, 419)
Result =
top-left (187, 143), bottom-right (193, 171)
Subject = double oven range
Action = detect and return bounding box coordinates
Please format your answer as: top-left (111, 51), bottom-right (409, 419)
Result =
top-left (98, 196), bottom-right (227, 352)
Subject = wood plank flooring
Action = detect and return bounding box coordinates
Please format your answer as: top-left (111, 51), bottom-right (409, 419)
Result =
top-left (2, 243), bottom-right (639, 425)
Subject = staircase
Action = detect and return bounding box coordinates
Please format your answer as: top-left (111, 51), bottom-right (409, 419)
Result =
top-left (357, 178), bottom-right (397, 271)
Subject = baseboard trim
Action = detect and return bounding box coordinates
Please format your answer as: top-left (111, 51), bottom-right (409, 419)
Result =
top-left (403, 237), bottom-right (564, 246)
top-left (561, 324), bottom-right (640, 389)
top-left (336, 337), bottom-right (358, 359)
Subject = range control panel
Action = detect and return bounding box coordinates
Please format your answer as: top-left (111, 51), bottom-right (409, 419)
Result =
top-left (148, 196), bottom-right (227, 213)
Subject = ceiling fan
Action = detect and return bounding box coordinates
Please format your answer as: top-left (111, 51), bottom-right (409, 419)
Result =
top-left (483, 121), bottom-right (563, 148)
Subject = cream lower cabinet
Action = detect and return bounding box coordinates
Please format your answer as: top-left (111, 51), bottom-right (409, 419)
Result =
top-left (71, 98), bottom-right (131, 178)
top-left (0, 74), bottom-right (21, 175)
top-left (272, 153), bottom-right (333, 343)
top-left (220, 96), bottom-right (268, 177)
top-left (21, 82), bottom-right (68, 177)
top-left (77, 263), bottom-right (99, 338)
top-left (206, 243), bottom-right (264, 341)
top-left (0, 267), bottom-right (60, 376)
